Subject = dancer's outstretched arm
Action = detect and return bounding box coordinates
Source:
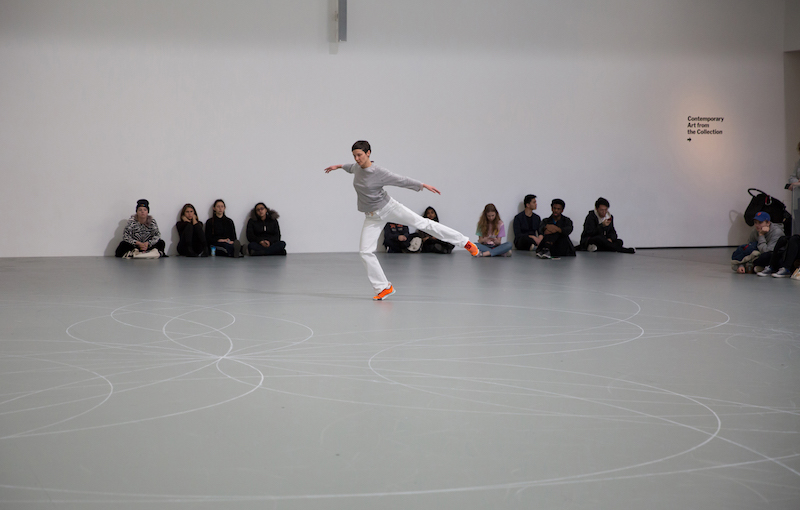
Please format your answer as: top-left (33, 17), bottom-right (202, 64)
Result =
top-left (324, 164), bottom-right (343, 173)
top-left (422, 184), bottom-right (441, 195)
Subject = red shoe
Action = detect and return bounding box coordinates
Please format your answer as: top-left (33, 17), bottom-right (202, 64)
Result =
top-left (373, 285), bottom-right (395, 301)
top-left (464, 241), bottom-right (479, 256)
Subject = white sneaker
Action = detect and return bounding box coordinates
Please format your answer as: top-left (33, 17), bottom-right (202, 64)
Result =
top-left (408, 237), bottom-right (422, 252)
top-left (757, 266), bottom-right (774, 277)
top-left (587, 244), bottom-right (597, 252)
top-left (772, 268), bottom-right (791, 278)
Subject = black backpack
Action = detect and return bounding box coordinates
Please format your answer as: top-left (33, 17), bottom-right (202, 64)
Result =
top-left (744, 188), bottom-right (792, 234)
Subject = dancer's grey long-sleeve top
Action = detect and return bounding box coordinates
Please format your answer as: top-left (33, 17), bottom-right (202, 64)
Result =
top-left (342, 163), bottom-right (423, 212)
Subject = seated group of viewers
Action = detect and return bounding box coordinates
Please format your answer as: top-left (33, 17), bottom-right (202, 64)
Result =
top-left (114, 199), bottom-right (286, 258)
top-left (116, 195), bottom-right (635, 259)
top-left (384, 195), bottom-right (635, 257)
top-left (731, 211), bottom-right (800, 279)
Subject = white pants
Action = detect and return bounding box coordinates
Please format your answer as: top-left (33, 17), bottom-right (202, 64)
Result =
top-left (360, 198), bottom-right (470, 293)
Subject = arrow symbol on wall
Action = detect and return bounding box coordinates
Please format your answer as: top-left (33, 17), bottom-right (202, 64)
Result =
top-left (687, 138), bottom-right (692, 141)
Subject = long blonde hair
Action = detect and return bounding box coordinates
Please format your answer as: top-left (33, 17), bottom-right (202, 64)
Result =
top-left (477, 203), bottom-right (502, 236)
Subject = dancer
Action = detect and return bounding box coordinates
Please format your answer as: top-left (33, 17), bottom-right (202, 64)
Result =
top-left (325, 140), bottom-right (479, 300)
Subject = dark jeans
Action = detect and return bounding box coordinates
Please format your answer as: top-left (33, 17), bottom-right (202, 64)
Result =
top-left (538, 233), bottom-right (576, 257)
top-left (210, 240), bottom-right (240, 257)
top-left (583, 235), bottom-right (624, 252)
top-left (248, 241), bottom-right (287, 256)
top-left (177, 223), bottom-right (207, 257)
top-left (115, 239), bottom-right (165, 258)
top-left (384, 238), bottom-right (411, 253)
top-left (767, 235), bottom-right (800, 270)
top-left (752, 251), bottom-right (772, 268)
top-left (421, 237), bottom-right (453, 254)
top-left (514, 236), bottom-right (537, 251)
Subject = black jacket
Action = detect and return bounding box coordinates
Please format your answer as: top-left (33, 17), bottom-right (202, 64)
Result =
top-left (580, 210), bottom-right (618, 248)
top-left (246, 210), bottom-right (282, 245)
top-left (205, 215), bottom-right (237, 244)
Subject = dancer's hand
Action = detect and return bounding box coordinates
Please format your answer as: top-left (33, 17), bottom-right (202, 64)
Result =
top-left (422, 184), bottom-right (441, 195)
top-left (324, 165), bottom-right (342, 173)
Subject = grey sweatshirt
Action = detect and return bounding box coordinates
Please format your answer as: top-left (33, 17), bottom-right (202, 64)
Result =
top-left (342, 163), bottom-right (423, 212)
top-left (747, 223), bottom-right (785, 253)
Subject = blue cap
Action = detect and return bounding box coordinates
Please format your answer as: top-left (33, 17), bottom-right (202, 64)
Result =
top-left (754, 211), bottom-right (771, 222)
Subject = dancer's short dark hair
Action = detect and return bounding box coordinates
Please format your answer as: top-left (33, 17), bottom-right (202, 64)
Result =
top-left (352, 140), bottom-right (371, 153)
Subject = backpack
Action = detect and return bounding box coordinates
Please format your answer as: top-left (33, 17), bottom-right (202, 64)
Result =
top-left (744, 188), bottom-right (792, 234)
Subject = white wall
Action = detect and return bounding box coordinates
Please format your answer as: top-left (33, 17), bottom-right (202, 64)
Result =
top-left (0, 0), bottom-right (788, 256)
top-left (787, 0), bottom-right (800, 51)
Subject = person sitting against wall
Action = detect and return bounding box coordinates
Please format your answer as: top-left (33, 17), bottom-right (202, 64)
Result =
top-left (537, 198), bottom-right (576, 259)
top-left (246, 202), bottom-right (287, 256)
top-left (731, 211), bottom-right (784, 274)
top-left (205, 199), bottom-right (242, 258)
top-left (756, 234), bottom-right (800, 278)
top-left (579, 197), bottom-right (635, 254)
top-left (383, 223), bottom-right (416, 253)
top-left (513, 194), bottom-right (542, 252)
top-left (475, 204), bottom-right (513, 257)
top-left (412, 206), bottom-right (454, 254)
top-left (788, 140), bottom-right (800, 235)
top-left (176, 203), bottom-right (208, 257)
top-left (115, 199), bottom-right (166, 258)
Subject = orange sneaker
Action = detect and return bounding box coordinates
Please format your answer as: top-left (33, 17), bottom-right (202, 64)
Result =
top-left (373, 285), bottom-right (395, 301)
top-left (464, 241), bottom-right (479, 256)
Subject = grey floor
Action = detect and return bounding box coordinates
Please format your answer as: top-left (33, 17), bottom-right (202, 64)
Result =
top-left (0, 249), bottom-right (798, 510)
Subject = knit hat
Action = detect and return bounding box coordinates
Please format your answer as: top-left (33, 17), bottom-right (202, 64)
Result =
top-left (136, 199), bottom-right (150, 212)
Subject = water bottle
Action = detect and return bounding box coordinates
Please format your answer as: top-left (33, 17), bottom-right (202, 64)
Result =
top-left (210, 246), bottom-right (216, 257)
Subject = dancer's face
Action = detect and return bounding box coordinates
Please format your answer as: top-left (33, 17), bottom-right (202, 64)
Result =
top-left (352, 149), bottom-right (371, 168)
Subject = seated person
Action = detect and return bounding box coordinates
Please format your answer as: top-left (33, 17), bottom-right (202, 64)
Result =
top-left (513, 194), bottom-right (542, 251)
top-left (383, 223), bottom-right (414, 253)
top-left (246, 202), bottom-right (287, 256)
top-left (731, 211), bottom-right (784, 273)
top-left (788, 140), bottom-right (800, 235)
top-left (176, 203), bottom-right (207, 257)
top-left (579, 197), bottom-right (635, 253)
top-left (205, 199), bottom-right (242, 258)
top-left (475, 204), bottom-right (513, 257)
top-left (412, 206), bottom-right (454, 254)
top-left (757, 234), bottom-right (800, 278)
top-left (537, 198), bottom-right (576, 259)
top-left (115, 199), bottom-right (166, 258)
